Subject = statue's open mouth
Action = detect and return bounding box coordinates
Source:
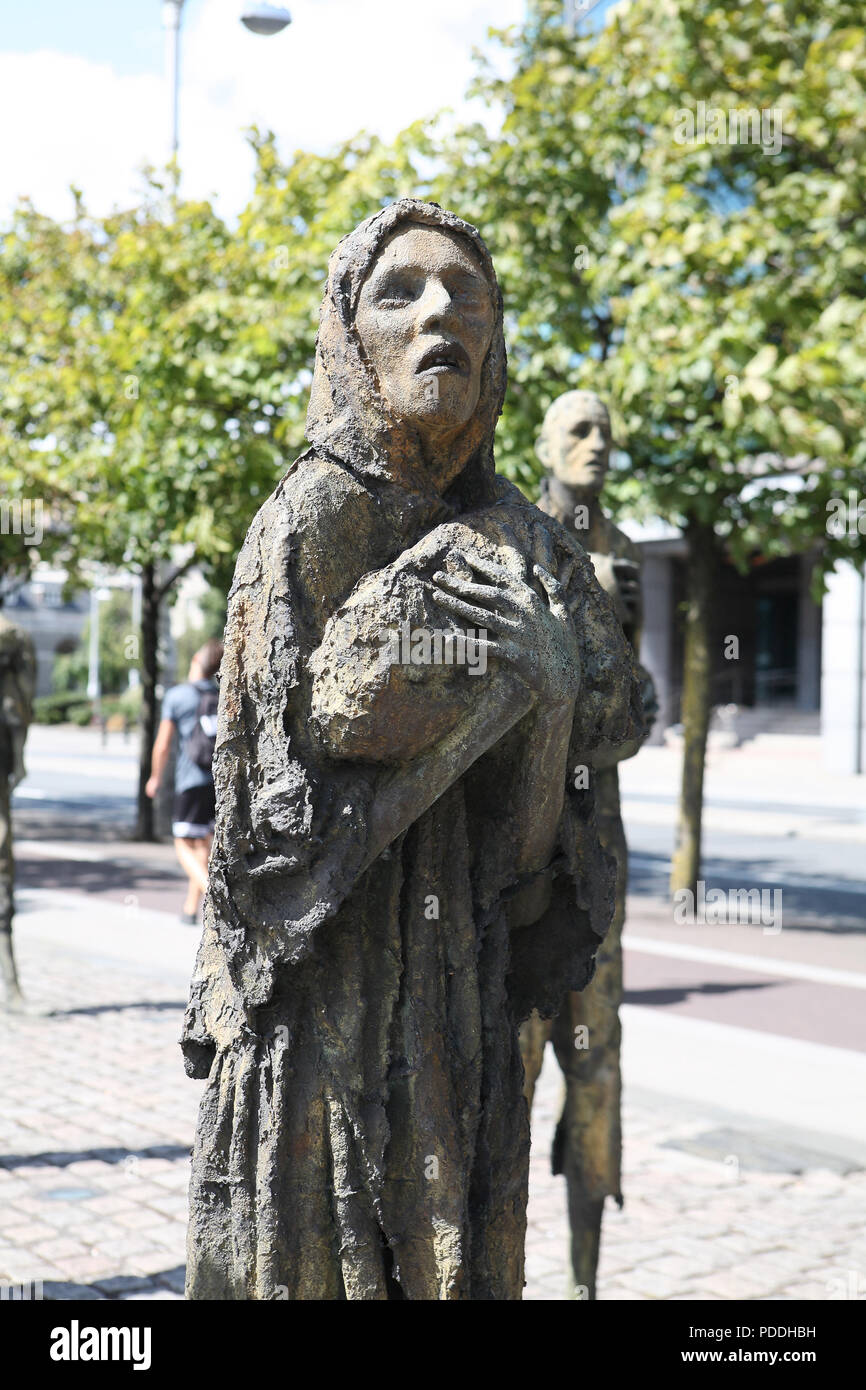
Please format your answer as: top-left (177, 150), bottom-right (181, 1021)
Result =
top-left (416, 340), bottom-right (470, 376)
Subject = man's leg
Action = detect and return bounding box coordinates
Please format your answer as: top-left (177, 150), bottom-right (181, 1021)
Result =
top-left (174, 835), bottom-right (209, 917)
top-left (191, 833), bottom-right (213, 900)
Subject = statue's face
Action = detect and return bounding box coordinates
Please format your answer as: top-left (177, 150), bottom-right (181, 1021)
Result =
top-left (544, 398), bottom-right (611, 492)
top-left (354, 225), bottom-right (495, 447)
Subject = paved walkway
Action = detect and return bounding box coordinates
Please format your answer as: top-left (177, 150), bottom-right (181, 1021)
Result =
top-left (1, 890), bottom-right (864, 1301)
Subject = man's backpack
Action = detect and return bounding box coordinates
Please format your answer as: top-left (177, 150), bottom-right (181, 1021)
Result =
top-left (186, 683), bottom-right (219, 773)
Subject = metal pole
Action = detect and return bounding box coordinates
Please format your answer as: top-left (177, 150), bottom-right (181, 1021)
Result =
top-left (563, 0), bottom-right (608, 35)
top-left (87, 588), bottom-right (111, 715)
top-left (86, 588), bottom-right (100, 701)
top-left (856, 564), bottom-right (865, 775)
top-left (163, 0), bottom-right (185, 163)
top-left (129, 575), bottom-right (142, 691)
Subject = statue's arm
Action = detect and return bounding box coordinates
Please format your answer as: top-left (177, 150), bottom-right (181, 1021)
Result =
top-left (588, 544), bottom-right (656, 766)
top-left (361, 672), bottom-right (535, 870)
top-left (308, 549), bottom-right (531, 765)
top-left (307, 545), bottom-right (581, 872)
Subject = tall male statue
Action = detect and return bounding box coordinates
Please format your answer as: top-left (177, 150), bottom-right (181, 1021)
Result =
top-left (0, 612), bottom-right (37, 1010)
top-left (519, 389), bottom-right (656, 1297)
top-left (182, 202), bottom-right (643, 1300)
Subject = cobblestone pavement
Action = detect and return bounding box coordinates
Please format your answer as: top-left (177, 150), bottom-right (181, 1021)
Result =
top-left (1, 917), bottom-right (864, 1302)
top-left (526, 1050), bottom-right (866, 1301)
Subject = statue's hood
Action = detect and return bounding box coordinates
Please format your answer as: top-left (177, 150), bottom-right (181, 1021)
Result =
top-left (305, 199), bottom-right (507, 515)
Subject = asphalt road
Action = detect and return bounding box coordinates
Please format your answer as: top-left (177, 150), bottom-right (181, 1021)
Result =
top-left (11, 726), bottom-right (866, 1054)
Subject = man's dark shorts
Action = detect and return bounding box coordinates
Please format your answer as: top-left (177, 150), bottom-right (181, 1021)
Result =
top-left (172, 785), bottom-right (215, 840)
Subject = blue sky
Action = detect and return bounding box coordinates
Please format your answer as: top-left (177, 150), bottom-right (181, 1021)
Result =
top-left (0, 1), bottom-right (617, 221)
top-left (0, 1), bottom-right (527, 218)
top-left (1, 0), bottom-right (174, 73)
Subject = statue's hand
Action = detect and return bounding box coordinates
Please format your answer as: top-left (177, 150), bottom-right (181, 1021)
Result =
top-left (637, 663), bottom-right (659, 731)
top-left (428, 551), bottom-right (581, 707)
top-left (612, 557), bottom-right (641, 626)
top-left (591, 552), bottom-right (640, 628)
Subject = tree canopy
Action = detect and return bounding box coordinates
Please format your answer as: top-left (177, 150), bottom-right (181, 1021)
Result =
top-left (2, 0), bottom-right (863, 852)
top-left (433, 0), bottom-right (865, 572)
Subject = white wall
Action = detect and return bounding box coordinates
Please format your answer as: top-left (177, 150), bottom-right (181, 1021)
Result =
top-left (821, 561), bottom-right (866, 775)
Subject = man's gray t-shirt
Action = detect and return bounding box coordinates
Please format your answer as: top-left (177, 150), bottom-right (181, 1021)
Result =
top-left (162, 679), bottom-right (217, 793)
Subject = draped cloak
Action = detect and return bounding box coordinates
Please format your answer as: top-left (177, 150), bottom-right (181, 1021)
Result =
top-left (181, 199), bottom-right (643, 1300)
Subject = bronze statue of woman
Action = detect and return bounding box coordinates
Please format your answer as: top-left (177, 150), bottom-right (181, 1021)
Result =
top-left (182, 200), bottom-right (642, 1300)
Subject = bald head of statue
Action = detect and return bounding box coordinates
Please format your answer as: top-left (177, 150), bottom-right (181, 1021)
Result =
top-left (536, 390), bottom-right (612, 496)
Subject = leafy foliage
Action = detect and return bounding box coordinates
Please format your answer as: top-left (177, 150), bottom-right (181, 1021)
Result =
top-left (433, 0), bottom-right (866, 576)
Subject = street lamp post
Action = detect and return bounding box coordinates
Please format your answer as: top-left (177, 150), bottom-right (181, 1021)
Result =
top-left (162, 0), bottom-right (185, 162)
top-left (129, 576), bottom-right (142, 692)
top-left (162, 2), bottom-right (292, 164)
top-left (86, 586), bottom-right (112, 718)
top-left (563, 0), bottom-right (608, 35)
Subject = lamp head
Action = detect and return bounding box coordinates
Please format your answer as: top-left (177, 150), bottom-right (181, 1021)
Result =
top-left (240, 4), bottom-right (292, 35)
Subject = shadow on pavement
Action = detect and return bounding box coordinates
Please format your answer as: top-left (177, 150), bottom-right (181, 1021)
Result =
top-left (0, 1144), bottom-right (189, 1170)
top-left (629, 850), bottom-right (866, 933)
top-left (41, 1266), bottom-right (187, 1301)
top-left (624, 979), bottom-right (777, 1007)
top-left (46, 1001), bottom-right (185, 1019)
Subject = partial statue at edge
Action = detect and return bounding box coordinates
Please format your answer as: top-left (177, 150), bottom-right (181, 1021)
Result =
top-left (0, 612), bottom-right (37, 1011)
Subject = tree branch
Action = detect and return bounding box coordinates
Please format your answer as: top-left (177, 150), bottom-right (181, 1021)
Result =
top-left (155, 552), bottom-right (198, 602)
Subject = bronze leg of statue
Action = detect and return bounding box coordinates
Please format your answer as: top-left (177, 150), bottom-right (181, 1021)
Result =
top-left (518, 1009), bottom-right (553, 1108)
top-left (0, 780), bottom-right (23, 1010)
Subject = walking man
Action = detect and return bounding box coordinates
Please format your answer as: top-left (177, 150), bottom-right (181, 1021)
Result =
top-left (146, 639), bottom-right (223, 924)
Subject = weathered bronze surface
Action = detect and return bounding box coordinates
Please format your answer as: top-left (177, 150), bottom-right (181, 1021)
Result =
top-left (520, 389), bottom-right (656, 1298)
top-left (182, 208), bottom-right (642, 1300)
top-left (0, 613), bottom-right (36, 1011)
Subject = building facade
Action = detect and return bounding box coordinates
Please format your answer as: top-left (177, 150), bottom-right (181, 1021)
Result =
top-left (625, 521), bottom-right (863, 775)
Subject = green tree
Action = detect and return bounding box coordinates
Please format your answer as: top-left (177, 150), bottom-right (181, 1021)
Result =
top-left (434, 0), bottom-right (866, 892)
top-left (2, 183), bottom-right (284, 836)
top-left (1, 134), bottom-right (427, 837)
top-left (0, 200), bottom-right (96, 602)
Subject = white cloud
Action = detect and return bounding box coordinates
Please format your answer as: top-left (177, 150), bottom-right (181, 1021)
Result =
top-left (0, 0), bottom-right (524, 223)
top-left (0, 50), bottom-right (161, 221)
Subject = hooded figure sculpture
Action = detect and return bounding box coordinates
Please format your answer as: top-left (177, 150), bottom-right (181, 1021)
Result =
top-left (182, 200), bottom-right (642, 1300)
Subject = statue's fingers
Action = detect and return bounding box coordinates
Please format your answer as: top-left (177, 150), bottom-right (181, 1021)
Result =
top-left (532, 527), bottom-right (555, 574)
top-left (533, 566), bottom-right (572, 626)
top-left (426, 585), bottom-right (514, 633)
top-left (533, 564), bottom-right (564, 599)
top-left (483, 637), bottom-right (523, 666)
top-left (558, 556), bottom-right (577, 593)
top-left (432, 571), bottom-right (520, 610)
top-left (461, 550), bottom-right (524, 591)
top-left (465, 637), bottom-right (498, 664)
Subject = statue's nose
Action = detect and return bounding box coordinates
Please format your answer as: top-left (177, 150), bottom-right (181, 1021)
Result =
top-left (417, 280), bottom-right (456, 330)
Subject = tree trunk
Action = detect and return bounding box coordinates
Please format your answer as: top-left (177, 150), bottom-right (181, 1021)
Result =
top-left (135, 561), bottom-right (160, 841)
top-left (670, 518), bottom-right (718, 897)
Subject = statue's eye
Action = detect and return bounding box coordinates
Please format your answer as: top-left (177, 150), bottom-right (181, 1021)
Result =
top-left (449, 274), bottom-right (487, 307)
top-left (377, 276), bottom-right (419, 306)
